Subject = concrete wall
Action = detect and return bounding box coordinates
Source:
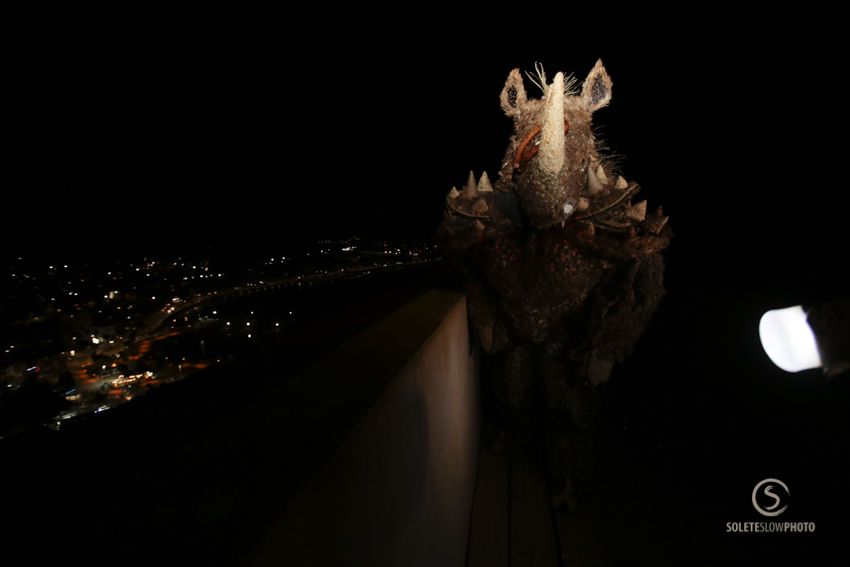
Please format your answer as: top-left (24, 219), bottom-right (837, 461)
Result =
top-left (250, 292), bottom-right (479, 566)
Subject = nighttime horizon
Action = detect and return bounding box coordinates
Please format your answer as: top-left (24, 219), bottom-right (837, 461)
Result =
top-left (1, 237), bottom-right (438, 438)
top-left (5, 5), bottom-right (850, 566)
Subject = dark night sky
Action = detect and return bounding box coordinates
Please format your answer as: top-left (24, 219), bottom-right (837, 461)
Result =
top-left (6, 4), bottom-right (850, 293)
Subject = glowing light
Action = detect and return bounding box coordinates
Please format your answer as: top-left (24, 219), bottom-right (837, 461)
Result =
top-left (759, 305), bottom-right (822, 372)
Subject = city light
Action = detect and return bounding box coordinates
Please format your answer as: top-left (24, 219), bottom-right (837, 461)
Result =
top-left (1, 238), bottom-right (436, 437)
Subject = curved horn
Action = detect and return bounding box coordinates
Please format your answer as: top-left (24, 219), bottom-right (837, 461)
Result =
top-left (538, 72), bottom-right (565, 176)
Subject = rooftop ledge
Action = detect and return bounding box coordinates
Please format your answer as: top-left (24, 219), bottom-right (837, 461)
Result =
top-left (249, 289), bottom-right (480, 566)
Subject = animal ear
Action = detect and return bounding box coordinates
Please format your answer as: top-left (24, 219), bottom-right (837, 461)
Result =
top-left (499, 68), bottom-right (528, 118)
top-left (581, 59), bottom-right (613, 112)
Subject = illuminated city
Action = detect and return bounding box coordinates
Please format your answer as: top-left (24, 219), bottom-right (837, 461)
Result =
top-left (0, 238), bottom-right (438, 437)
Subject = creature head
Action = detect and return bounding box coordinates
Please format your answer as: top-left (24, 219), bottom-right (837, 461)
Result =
top-left (495, 60), bottom-right (613, 230)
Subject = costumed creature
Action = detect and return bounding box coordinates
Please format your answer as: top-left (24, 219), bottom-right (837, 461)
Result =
top-left (436, 60), bottom-right (671, 510)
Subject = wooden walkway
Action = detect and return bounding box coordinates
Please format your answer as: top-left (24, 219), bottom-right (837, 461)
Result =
top-left (466, 445), bottom-right (607, 567)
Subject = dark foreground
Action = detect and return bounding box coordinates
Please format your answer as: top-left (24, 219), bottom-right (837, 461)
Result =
top-left (3, 260), bottom-right (850, 566)
top-left (467, 277), bottom-right (850, 567)
top-left (1, 264), bottom-right (446, 565)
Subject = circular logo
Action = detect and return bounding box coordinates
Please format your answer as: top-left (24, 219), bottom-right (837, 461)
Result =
top-left (752, 478), bottom-right (790, 517)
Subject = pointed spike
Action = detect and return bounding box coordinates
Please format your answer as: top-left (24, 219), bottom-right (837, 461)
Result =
top-left (462, 170), bottom-right (478, 199)
top-left (596, 164), bottom-right (608, 185)
top-left (615, 175), bottom-right (628, 190)
top-left (478, 171), bottom-right (494, 192)
top-left (539, 72), bottom-right (566, 175)
top-left (650, 216), bottom-right (669, 234)
top-left (577, 197), bottom-right (589, 211)
top-left (472, 198), bottom-right (489, 214)
top-left (626, 200), bottom-right (647, 221)
top-left (587, 165), bottom-right (605, 195)
top-left (448, 186), bottom-right (460, 199)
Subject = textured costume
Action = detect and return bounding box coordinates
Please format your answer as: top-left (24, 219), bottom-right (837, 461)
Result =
top-left (436, 60), bottom-right (671, 508)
